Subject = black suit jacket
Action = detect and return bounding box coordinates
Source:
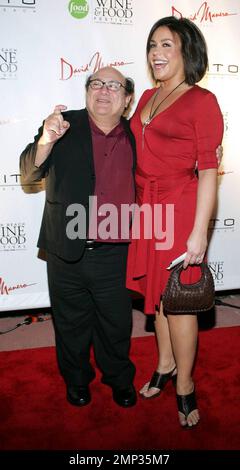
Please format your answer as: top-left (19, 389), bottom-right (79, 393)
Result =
top-left (20, 108), bottom-right (136, 261)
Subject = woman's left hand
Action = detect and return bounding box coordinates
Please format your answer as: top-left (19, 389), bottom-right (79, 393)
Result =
top-left (183, 231), bottom-right (207, 269)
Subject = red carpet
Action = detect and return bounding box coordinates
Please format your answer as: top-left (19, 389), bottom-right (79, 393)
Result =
top-left (0, 326), bottom-right (239, 450)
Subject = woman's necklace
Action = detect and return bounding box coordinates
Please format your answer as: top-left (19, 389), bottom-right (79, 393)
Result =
top-left (142, 79), bottom-right (185, 148)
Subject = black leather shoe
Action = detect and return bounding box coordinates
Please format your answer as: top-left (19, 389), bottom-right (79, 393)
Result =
top-left (67, 385), bottom-right (91, 407)
top-left (112, 385), bottom-right (137, 407)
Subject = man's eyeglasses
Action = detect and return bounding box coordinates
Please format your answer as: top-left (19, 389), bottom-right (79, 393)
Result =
top-left (89, 79), bottom-right (126, 92)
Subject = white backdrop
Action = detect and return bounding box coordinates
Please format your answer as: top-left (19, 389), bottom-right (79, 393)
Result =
top-left (0, 0), bottom-right (239, 311)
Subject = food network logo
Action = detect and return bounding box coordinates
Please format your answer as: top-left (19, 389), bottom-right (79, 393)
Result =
top-left (60, 51), bottom-right (133, 80)
top-left (68, 0), bottom-right (89, 19)
top-left (0, 48), bottom-right (17, 80)
top-left (93, 0), bottom-right (134, 25)
top-left (0, 0), bottom-right (36, 12)
top-left (172, 1), bottom-right (237, 23)
top-left (0, 223), bottom-right (27, 251)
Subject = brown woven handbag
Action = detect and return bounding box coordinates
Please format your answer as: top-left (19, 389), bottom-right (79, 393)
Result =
top-left (162, 261), bottom-right (215, 314)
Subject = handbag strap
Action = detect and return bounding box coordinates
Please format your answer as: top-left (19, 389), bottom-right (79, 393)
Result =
top-left (173, 261), bottom-right (211, 290)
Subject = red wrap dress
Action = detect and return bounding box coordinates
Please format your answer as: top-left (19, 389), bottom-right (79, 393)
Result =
top-left (126, 85), bottom-right (224, 314)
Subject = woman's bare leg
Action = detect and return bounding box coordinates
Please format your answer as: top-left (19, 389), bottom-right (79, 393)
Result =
top-left (167, 312), bottom-right (200, 427)
top-left (140, 303), bottom-right (176, 397)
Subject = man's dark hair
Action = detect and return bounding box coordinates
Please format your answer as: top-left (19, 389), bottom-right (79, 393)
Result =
top-left (146, 16), bottom-right (208, 85)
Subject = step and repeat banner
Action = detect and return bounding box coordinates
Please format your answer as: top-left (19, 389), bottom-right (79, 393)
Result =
top-left (0, 0), bottom-right (239, 311)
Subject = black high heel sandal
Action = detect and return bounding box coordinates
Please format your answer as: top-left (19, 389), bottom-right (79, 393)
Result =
top-left (140, 366), bottom-right (177, 399)
top-left (176, 388), bottom-right (199, 429)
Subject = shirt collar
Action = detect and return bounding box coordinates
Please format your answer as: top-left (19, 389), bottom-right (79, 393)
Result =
top-left (89, 115), bottom-right (125, 137)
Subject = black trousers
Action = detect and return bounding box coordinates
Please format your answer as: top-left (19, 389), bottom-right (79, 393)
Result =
top-left (47, 244), bottom-right (135, 389)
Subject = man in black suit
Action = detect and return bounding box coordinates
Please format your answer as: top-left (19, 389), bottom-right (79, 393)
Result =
top-left (20, 66), bottom-right (137, 408)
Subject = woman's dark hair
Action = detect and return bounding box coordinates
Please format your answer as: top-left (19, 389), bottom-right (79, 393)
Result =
top-left (146, 16), bottom-right (208, 85)
top-left (85, 74), bottom-right (134, 96)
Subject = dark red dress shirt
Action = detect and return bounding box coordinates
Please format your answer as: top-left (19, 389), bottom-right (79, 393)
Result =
top-left (88, 118), bottom-right (135, 242)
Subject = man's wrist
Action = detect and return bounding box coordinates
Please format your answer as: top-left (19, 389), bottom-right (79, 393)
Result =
top-left (38, 135), bottom-right (53, 147)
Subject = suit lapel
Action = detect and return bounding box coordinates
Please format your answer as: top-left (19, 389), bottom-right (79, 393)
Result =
top-left (71, 108), bottom-right (95, 176)
top-left (121, 117), bottom-right (136, 170)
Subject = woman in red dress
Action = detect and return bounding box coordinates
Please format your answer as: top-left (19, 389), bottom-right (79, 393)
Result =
top-left (126, 16), bottom-right (224, 428)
